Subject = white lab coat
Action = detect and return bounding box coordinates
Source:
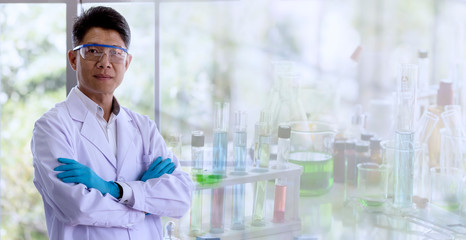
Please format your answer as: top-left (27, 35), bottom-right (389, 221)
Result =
top-left (31, 88), bottom-right (194, 240)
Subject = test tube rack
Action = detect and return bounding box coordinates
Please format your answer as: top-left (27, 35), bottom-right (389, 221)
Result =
top-left (181, 161), bottom-right (303, 240)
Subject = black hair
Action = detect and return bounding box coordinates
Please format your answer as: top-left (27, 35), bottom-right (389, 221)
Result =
top-left (72, 6), bottom-right (131, 49)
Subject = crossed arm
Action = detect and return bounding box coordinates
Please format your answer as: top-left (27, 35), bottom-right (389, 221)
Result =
top-left (54, 157), bottom-right (176, 199)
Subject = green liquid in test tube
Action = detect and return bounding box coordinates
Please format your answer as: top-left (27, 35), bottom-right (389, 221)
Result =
top-left (189, 131), bottom-right (204, 236)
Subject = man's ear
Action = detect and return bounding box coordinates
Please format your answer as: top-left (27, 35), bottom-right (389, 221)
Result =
top-left (125, 54), bottom-right (132, 71)
top-left (68, 50), bottom-right (77, 71)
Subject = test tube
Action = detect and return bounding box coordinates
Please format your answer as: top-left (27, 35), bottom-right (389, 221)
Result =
top-left (190, 131), bottom-right (204, 236)
top-left (254, 112), bottom-right (271, 172)
top-left (276, 125), bottom-right (291, 169)
top-left (415, 110), bottom-right (439, 144)
top-left (395, 64), bottom-right (418, 132)
top-left (210, 187), bottom-right (225, 233)
top-left (441, 109), bottom-right (465, 137)
top-left (252, 112), bottom-right (271, 226)
top-left (273, 125), bottom-right (291, 223)
top-left (233, 111), bottom-right (247, 173)
top-left (212, 102), bottom-right (229, 176)
top-left (231, 111), bottom-right (247, 230)
top-left (210, 102), bottom-right (228, 234)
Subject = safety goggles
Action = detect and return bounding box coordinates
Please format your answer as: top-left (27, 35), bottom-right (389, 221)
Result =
top-left (73, 44), bottom-right (128, 64)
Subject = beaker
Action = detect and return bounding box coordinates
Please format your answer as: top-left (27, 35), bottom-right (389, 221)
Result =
top-left (289, 121), bottom-right (336, 196)
top-left (381, 139), bottom-right (425, 206)
top-left (357, 163), bottom-right (390, 207)
top-left (429, 167), bottom-right (463, 211)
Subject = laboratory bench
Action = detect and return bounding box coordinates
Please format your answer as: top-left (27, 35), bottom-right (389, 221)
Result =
top-left (165, 160), bottom-right (466, 240)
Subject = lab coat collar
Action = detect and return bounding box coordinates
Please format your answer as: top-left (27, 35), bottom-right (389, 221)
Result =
top-left (65, 88), bottom-right (118, 169)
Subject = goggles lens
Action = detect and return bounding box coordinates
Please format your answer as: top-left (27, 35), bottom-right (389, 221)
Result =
top-left (74, 44), bottom-right (128, 63)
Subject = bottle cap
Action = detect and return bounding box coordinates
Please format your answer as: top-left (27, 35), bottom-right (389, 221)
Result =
top-left (334, 140), bottom-right (346, 150)
top-left (278, 125), bottom-right (291, 139)
top-left (437, 80), bottom-right (453, 106)
top-left (361, 132), bottom-right (374, 141)
top-left (191, 131), bottom-right (204, 147)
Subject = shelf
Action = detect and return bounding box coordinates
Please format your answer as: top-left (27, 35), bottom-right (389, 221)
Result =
top-left (193, 161), bottom-right (303, 190)
top-left (182, 218), bottom-right (301, 240)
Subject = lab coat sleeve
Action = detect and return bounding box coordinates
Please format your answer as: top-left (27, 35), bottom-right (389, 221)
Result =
top-left (125, 116), bottom-right (194, 218)
top-left (31, 110), bottom-right (145, 228)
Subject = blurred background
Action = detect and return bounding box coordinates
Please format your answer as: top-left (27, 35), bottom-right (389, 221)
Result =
top-left (0, 0), bottom-right (465, 239)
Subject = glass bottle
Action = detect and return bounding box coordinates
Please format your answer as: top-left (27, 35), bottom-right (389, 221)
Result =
top-left (333, 140), bottom-right (346, 183)
top-left (369, 137), bottom-right (382, 165)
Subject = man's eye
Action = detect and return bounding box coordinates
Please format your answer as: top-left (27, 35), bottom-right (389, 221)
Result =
top-left (87, 48), bottom-right (100, 54)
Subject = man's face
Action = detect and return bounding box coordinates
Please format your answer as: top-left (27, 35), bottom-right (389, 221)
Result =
top-left (68, 27), bottom-right (132, 97)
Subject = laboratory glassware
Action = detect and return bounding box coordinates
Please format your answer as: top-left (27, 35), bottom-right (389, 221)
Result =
top-left (233, 111), bottom-right (247, 174)
top-left (393, 131), bottom-right (415, 208)
top-left (191, 131), bottom-right (205, 174)
top-left (252, 112), bottom-right (272, 226)
top-left (430, 167), bottom-right (464, 211)
top-left (333, 140), bottom-right (346, 183)
top-left (210, 102), bottom-right (228, 234)
top-left (166, 132), bottom-right (182, 157)
top-left (441, 109), bottom-right (465, 137)
top-left (427, 80), bottom-right (454, 168)
top-left (252, 180), bottom-right (268, 226)
top-left (212, 102), bottom-right (229, 176)
top-left (254, 112), bottom-right (272, 172)
top-left (369, 137), bottom-right (382, 165)
top-left (357, 162), bottom-right (390, 207)
top-left (395, 64), bottom-right (418, 132)
top-left (415, 111), bottom-right (439, 145)
top-left (289, 121), bottom-right (336, 196)
top-left (440, 128), bottom-right (466, 170)
top-left (210, 187), bottom-right (225, 233)
top-left (231, 111), bottom-right (247, 230)
top-left (190, 131), bottom-right (204, 236)
top-left (345, 139), bottom-right (357, 187)
top-left (273, 125), bottom-right (291, 223)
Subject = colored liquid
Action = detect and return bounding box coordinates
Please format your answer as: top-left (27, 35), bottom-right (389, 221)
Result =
top-left (231, 184), bottom-right (245, 230)
top-left (213, 131), bottom-right (228, 175)
top-left (273, 184), bottom-right (287, 223)
top-left (393, 131), bottom-right (414, 208)
top-left (189, 190), bottom-right (202, 236)
top-left (210, 188), bottom-right (225, 233)
top-left (252, 180), bottom-right (267, 226)
top-left (255, 135), bottom-right (271, 171)
top-left (289, 152), bottom-right (333, 196)
top-left (234, 131), bottom-right (247, 172)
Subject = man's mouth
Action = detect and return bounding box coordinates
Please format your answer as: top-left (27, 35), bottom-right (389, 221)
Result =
top-left (94, 74), bottom-right (113, 80)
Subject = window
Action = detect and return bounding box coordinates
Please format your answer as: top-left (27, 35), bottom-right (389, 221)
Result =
top-left (0, 4), bottom-right (66, 239)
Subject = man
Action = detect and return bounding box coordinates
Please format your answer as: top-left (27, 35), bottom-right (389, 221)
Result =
top-left (31, 6), bottom-right (193, 240)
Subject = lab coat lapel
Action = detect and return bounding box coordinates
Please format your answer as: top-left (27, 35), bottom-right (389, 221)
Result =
top-left (115, 109), bottom-right (137, 175)
top-left (66, 89), bottom-right (118, 169)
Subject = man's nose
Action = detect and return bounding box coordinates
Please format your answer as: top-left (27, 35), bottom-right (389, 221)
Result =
top-left (97, 52), bottom-right (111, 68)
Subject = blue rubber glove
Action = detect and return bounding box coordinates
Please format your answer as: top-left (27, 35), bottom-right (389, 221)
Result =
top-left (140, 157), bottom-right (176, 182)
top-left (54, 158), bottom-right (121, 199)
